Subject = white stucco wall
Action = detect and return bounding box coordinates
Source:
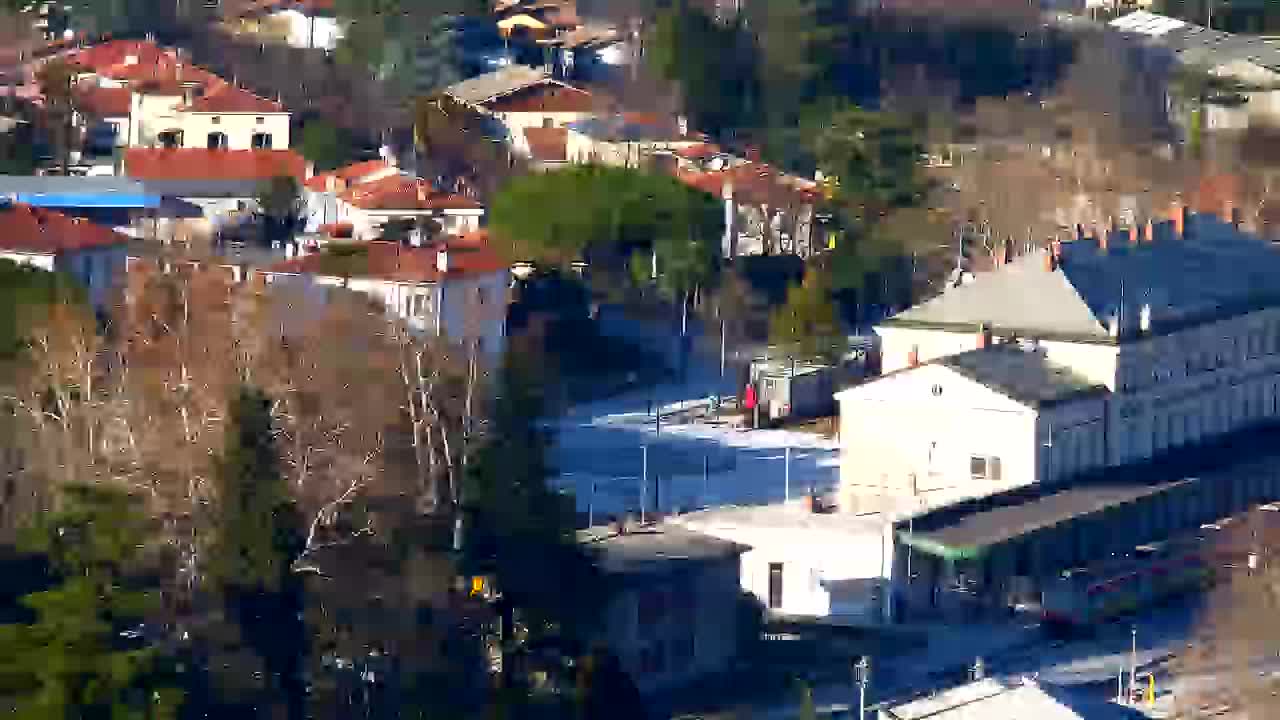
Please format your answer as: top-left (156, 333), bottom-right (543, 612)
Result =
top-left (439, 269), bottom-right (509, 358)
top-left (497, 110), bottom-right (593, 152)
top-left (129, 91), bottom-right (184, 147)
top-left (673, 509), bottom-right (894, 625)
top-left (336, 204), bottom-right (484, 241)
top-left (1106, 307), bottom-right (1280, 466)
top-left (181, 112), bottom-right (290, 151)
top-left (274, 9), bottom-right (343, 51)
top-left (1, 251), bottom-right (56, 272)
top-left (876, 325), bottom-right (984, 374)
top-left (838, 363), bottom-right (1040, 507)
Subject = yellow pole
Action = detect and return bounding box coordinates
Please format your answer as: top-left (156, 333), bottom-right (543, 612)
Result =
top-left (1145, 673), bottom-right (1155, 708)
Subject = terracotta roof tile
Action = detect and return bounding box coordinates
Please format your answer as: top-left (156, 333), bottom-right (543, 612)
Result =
top-left (125, 148), bottom-right (307, 181)
top-left (338, 175), bottom-right (483, 212)
top-left (0, 202), bottom-right (128, 254)
top-left (304, 160), bottom-right (395, 191)
top-left (179, 82), bottom-right (284, 113)
top-left (484, 83), bottom-right (595, 113)
top-left (674, 143), bottom-right (722, 160)
top-left (523, 127), bottom-right (568, 162)
top-left (675, 162), bottom-right (820, 207)
top-left (265, 239), bottom-right (507, 283)
top-left (73, 82), bottom-right (131, 116)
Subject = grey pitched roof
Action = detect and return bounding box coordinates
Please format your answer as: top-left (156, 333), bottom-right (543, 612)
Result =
top-left (1110, 10), bottom-right (1280, 73)
top-left (443, 65), bottom-right (555, 105)
top-left (567, 115), bottom-right (679, 142)
top-left (889, 215), bottom-right (1280, 340)
top-left (941, 344), bottom-right (1108, 408)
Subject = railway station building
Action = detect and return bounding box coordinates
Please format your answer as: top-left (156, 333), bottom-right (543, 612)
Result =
top-left (833, 209), bottom-right (1280, 621)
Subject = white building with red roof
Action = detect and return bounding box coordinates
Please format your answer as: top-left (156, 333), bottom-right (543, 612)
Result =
top-left (0, 200), bottom-right (128, 311)
top-left (302, 159), bottom-right (401, 233)
top-left (302, 164), bottom-right (485, 241)
top-left (260, 235), bottom-right (510, 356)
top-left (63, 39), bottom-right (290, 152)
top-left (124, 148), bottom-right (308, 243)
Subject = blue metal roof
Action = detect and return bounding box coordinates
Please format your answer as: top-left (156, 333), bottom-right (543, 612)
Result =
top-left (0, 176), bottom-right (161, 209)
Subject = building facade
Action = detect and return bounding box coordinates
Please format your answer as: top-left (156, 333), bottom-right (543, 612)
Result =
top-left (845, 210), bottom-right (1280, 505)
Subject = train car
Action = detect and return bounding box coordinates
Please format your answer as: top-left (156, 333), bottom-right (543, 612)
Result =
top-left (1042, 504), bottom-right (1280, 635)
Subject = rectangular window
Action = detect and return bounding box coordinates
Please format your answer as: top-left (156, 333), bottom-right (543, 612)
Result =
top-left (211, 115), bottom-right (221, 124)
top-left (767, 562), bottom-right (783, 610)
top-left (971, 455), bottom-right (1002, 480)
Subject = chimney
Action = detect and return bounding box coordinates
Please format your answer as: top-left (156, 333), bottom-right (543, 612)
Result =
top-left (977, 323), bottom-right (992, 349)
top-left (677, 114), bottom-right (689, 137)
top-left (305, 161), bottom-right (315, 180)
top-left (1173, 203), bottom-right (1186, 238)
top-left (416, 183), bottom-right (427, 205)
top-left (907, 345), bottom-right (920, 368)
top-left (436, 248), bottom-right (449, 274)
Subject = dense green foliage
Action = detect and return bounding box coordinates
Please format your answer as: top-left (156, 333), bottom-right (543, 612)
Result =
top-left (202, 387), bottom-right (307, 720)
top-left (0, 260), bottom-right (85, 363)
top-left (489, 166), bottom-right (722, 299)
top-left (0, 485), bottom-right (183, 720)
top-left (768, 271), bottom-right (842, 362)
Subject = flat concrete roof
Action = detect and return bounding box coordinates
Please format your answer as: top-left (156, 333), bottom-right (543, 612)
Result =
top-left (577, 523), bottom-right (744, 576)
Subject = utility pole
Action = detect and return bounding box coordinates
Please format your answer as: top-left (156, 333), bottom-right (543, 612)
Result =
top-left (1130, 625), bottom-right (1138, 703)
top-left (854, 656), bottom-right (870, 720)
top-left (702, 455), bottom-right (710, 509)
top-left (784, 446), bottom-right (792, 503)
top-left (640, 444), bottom-right (649, 524)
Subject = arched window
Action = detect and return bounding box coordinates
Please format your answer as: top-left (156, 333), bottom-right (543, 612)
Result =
top-left (207, 132), bottom-right (228, 150)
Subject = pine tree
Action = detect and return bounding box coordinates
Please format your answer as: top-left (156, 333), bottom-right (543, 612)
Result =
top-left (201, 387), bottom-right (307, 720)
top-left (461, 344), bottom-right (601, 699)
top-left (0, 484), bottom-right (183, 720)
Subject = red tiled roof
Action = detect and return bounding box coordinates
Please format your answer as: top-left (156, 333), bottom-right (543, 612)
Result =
top-left (265, 239), bottom-right (507, 283)
top-left (676, 162), bottom-right (820, 207)
top-left (338, 175), bottom-right (483, 212)
top-left (73, 82), bottom-right (131, 116)
top-left (125, 148), bottom-right (307, 181)
top-left (67, 40), bottom-right (170, 74)
top-left (674, 143), bottom-right (722, 160)
top-left (179, 82), bottom-right (284, 113)
top-left (1191, 174), bottom-right (1244, 216)
top-left (304, 160), bottom-right (394, 191)
top-left (484, 83), bottom-right (595, 113)
top-left (523, 127), bottom-right (568, 162)
top-left (0, 203), bottom-right (128, 254)
top-left (317, 222), bottom-right (354, 238)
